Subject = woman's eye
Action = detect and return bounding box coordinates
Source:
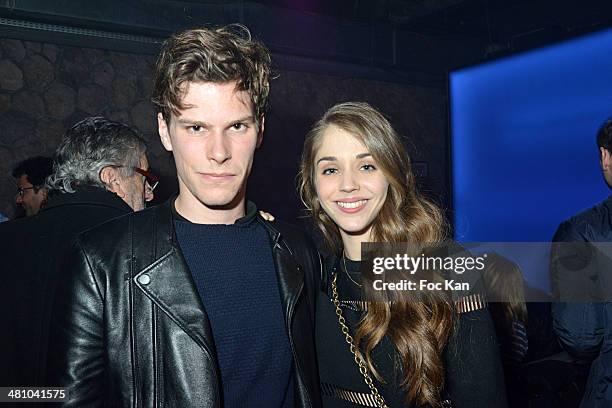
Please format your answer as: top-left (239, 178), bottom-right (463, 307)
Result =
top-left (322, 168), bottom-right (337, 175)
top-left (361, 164), bottom-right (376, 171)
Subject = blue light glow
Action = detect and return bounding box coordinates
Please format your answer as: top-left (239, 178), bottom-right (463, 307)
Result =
top-left (451, 29), bottom-right (612, 243)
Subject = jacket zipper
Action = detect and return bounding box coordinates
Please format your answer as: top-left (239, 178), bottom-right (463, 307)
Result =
top-left (165, 243), bottom-right (222, 406)
top-left (274, 234), bottom-right (312, 408)
top-left (287, 277), bottom-right (310, 407)
top-left (200, 341), bottom-right (221, 405)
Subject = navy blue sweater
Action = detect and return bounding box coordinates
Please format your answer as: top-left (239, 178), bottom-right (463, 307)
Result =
top-left (174, 203), bottom-right (294, 407)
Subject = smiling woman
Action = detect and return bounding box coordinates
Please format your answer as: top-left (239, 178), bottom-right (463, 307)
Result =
top-left (299, 102), bottom-right (507, 408)
top-left (313, 124), bottom-right (390, 257)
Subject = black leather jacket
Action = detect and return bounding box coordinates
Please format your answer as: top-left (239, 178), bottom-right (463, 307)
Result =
top-left (47, 200), bottom-right (322, 407)
top-left (0, 187), bottom-right (132, 388)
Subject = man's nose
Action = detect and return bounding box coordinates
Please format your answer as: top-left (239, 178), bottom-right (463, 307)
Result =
top-left (207, 132), bottom-right (231, 164)
top-left (144, 184), bottom-right (154, 202)
top-left (15, 194), bottom-right (23, 204)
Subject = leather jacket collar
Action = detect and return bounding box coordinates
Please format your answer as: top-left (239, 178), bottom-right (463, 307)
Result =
top-left (133, 197), bottom-right (305, 328)
top-left (43, 186), bottom-right (131, 213)
top-left (132, 199), bottom-right (313, 404)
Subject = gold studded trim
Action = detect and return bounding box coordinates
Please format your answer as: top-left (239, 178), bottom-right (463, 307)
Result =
top-left (337, 299), bottom-right (369, 312)
top-left (455, 293), bottom-right (487, 314)
top-left (334, 293), bottom-right (487, 314)
top-left (321, 382), bottom-right (379, 407)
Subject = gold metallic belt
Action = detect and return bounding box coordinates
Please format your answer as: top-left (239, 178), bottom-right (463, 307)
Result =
top-left (336, 293), bottom-right (487, 314)
top-left (321, 382), bottom-right (379, 407)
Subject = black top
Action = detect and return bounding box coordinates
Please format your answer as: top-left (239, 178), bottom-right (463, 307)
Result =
top-left (173, 202), bottom-right (294, 407)
top-left (316, 256), bottom-right (508, 408)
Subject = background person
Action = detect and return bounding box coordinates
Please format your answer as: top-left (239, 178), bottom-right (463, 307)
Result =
top-left (551, 118), bottom-right (612, 407)
top-left (11, 155), bottom-right (53, 217)
top-left (481, 253), bottom-right (586, 408)
top-left (0, 117), bottom-right (154, 388)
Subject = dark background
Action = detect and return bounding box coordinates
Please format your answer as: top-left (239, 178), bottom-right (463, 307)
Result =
top-left (0, 0), bottom-right (611, 225)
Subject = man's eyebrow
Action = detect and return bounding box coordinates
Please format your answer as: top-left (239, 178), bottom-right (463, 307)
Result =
top-left (356, 153), bottom-right (372, 159)
top-left (316, 156), bottom-right (336, 165)
top-left (228, 116), bottom-right (256, 125)
top-left (175, 118), bottom-right (210, 127)
top-left (175, 116), bottom-right (256, 126)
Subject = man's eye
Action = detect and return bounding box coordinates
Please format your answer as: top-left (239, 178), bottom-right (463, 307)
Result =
top-left (322, 168), bottom-right (337, 175)
top-left (187, 125), bottom-right (204, 133)
top-left (231, 123), bottom-right (246, 130)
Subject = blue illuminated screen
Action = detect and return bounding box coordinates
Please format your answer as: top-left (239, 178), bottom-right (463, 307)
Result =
top-left (451, 29), bottom-right (612, 243)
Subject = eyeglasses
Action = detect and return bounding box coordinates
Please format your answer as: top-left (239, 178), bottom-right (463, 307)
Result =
top-left (132, 167), bottom-right (160, 192)
top-left (16, 186), bottom-right (35, 197)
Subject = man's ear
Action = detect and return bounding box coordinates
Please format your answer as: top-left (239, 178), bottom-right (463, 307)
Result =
top-left (256, 116), bottom-right (265, 148)
top-left (158, 113), bottom-right (173, 152)
top-left (601, 147), bottom-right (610, 170)
top-left (100, 166), bottom-right (126, 198)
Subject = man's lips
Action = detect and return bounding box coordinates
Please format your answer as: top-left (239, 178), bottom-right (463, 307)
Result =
top-left (199, 172), bottom-right (236, 181)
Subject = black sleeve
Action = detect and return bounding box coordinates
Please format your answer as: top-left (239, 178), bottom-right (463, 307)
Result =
top-left (444, 307), bottom-right (508, 408)
top-left (301, 233), bottom-right (322, 329)
top-left (269, 220), bottom-right (324, 327)
top-left (550, 221), bottom-right (604, 359)
top-left (47, 239), bottom-right (105, 407)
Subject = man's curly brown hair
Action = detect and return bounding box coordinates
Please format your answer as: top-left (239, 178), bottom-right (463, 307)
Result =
top-left (151, 24), bottom-right (272, 125)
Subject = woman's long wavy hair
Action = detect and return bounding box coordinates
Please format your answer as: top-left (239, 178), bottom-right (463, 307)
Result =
top-left (298, 102), bottom-right (454, 407)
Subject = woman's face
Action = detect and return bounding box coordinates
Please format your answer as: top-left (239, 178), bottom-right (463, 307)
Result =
top-left (314, 125), bottom-right (390, 242)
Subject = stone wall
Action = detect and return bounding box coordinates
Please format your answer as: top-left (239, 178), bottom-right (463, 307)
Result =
top-left (0, 38), bottom-right (172, 218)
top-left (0, 37), bottom-right (448, 223)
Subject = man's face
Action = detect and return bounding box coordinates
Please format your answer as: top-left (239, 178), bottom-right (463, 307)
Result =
top-left (600, 147), bottom-right (612, 188)
top-left (113, 154), bottom-right (153, 212)
top-left (15, 174), bottom-right (47, 216)
top-left (158, 81), bottom-right (262, 213)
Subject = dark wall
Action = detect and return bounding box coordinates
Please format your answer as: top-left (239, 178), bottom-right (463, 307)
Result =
top-left (0, 37), bottom-right (448, 223)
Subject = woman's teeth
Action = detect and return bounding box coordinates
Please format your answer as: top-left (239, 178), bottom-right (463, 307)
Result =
top-left (337, 200), bottom-right (367, 209)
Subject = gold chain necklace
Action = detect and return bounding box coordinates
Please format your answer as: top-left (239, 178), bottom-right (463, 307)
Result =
top-left (331, 272), bottom-right (389, 408)
top-left (342, 251), bottom-right (362, 287)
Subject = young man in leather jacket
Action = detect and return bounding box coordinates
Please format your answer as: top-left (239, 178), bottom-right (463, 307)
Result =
top-left (48, 25), bottom-right (322, 407)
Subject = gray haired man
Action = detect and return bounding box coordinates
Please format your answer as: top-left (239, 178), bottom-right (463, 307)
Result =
top-left (0, 117), bottom-right (156, 388)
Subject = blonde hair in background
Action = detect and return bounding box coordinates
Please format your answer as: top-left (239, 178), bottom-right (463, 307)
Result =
top-left (482, 253), bottom-right (527, 325)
